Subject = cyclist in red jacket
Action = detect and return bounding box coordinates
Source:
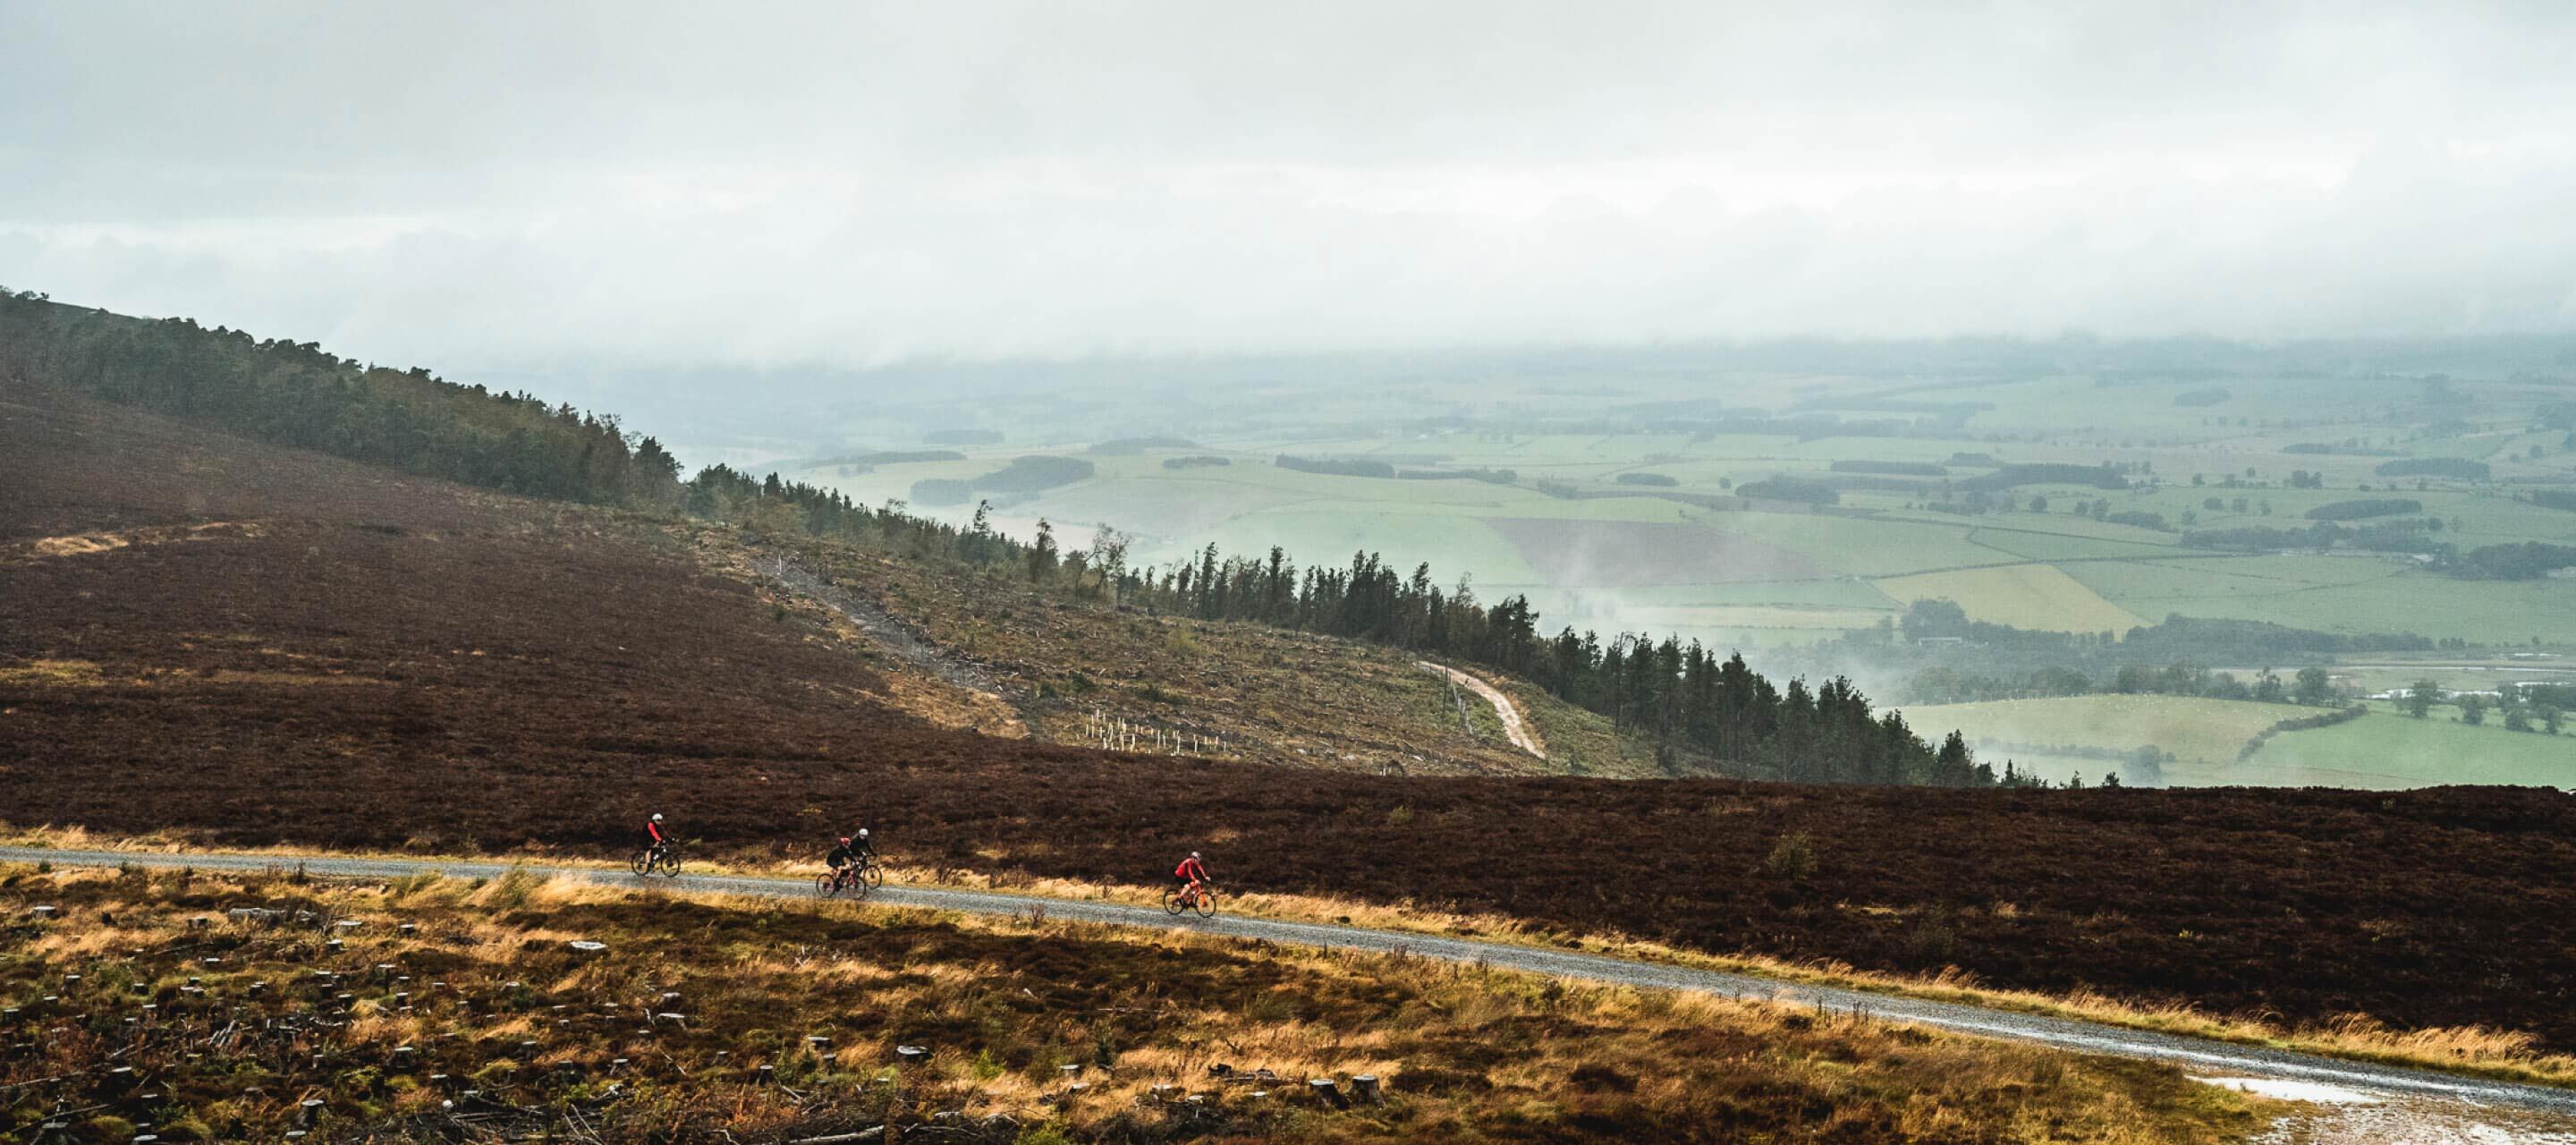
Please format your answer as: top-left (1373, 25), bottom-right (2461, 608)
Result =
top-left (643, 812), bottom-right (670, 854)
top-left (1174, 851), bottom-right (1210, 893)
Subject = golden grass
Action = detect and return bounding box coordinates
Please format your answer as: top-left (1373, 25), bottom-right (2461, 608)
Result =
top-left (0, 658), bottom-right (106, 686)
top-left (11, 521), bottom-right (263, 564)
top-left (5, 824), bottom-right (2566, 1091)
top-left (0, 863), bottom-right (2281, 1143)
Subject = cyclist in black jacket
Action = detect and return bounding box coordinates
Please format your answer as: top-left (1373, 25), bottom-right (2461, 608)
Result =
top-left (826, 827), bottom-right (875, 874)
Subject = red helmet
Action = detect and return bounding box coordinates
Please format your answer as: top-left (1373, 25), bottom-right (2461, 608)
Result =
top-left (838, 836), bottom-right (852, 846)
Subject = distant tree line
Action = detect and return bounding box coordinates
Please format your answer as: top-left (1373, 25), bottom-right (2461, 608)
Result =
top-left (1400, 467), bottom-right (1517, 483)
top-left (1829, 459), bottom-right (1947, 476)
top-left (2450, 541), bottom-right (2576, 581)
top-left (1275, 454), bottom-right (1396, 479)
top-left (1791, 601), bottom-right (2441, 703)
top-left (1087, 436), bottom-right (1198, 455)
top-left (1958, 463), bottom-right (2130, 492)
top-left (2306, 498), bottom-right (2422, 521)
top-left (2182, 517), bottom-right (2450, 556)
top-left (2376, 457), bottom-right (2487, 480)
top-left (1734, 476), bottom-right (1840, 505)
top-left (0, 293), bottom-right (682, 509)
top-left (1902, 657), bottom-right (2339, 708)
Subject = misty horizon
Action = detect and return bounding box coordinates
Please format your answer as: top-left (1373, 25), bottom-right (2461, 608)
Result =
top-left (9, 2), bottom-right (2576, 373)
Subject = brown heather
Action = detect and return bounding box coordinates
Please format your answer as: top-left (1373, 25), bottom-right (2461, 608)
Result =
top-left (0, 865), bottom-right (2276, 1143)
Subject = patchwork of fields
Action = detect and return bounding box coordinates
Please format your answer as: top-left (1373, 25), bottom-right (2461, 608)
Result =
top-left (760, 360), bottom-right (2576, 786)
top-left (787, 365), bottom-right (2576, 654)
top-left (1901, 693), bottom-right (2575, 790)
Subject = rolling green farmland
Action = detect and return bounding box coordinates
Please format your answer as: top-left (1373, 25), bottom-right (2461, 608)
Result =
top-left (1894, 694), bottom-right (2575, 790)
top-left (1896, 695), bottom-right (2297, 779)
top-left (1877, 564), bottom-right (2149, 633)
top-left (2226, 704), bottom-right (2576, 789)
top-left (780, 357), bottom-right (2576, 736)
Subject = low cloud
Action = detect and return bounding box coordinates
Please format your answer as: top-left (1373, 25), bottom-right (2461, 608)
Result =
top-left (6, 3), bottom-right (2575, 367)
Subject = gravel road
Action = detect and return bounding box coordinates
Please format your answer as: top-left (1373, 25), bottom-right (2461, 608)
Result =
top-left (9, 844), bottom-right (2571, 1119)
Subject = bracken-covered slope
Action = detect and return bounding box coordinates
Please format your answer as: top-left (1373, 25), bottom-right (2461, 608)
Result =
top-left (5, 381), bottom-right (2576, 1051)
top-left (744, 534), bottom-right (1666, 777)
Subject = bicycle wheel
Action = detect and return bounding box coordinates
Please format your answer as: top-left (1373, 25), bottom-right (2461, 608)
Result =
top-left (1190, 889), bottom-right (1217, 919)
top-left (658, 852), bottom-right (682, 878)
top-left (1161, 887), bottom-right (1186, 916)
top-left (850, 871), bottom-right (874, 900)
top-left (814, 871), bottom-right (840, 899)
top-left (630, 851), bottom-right (651, 878)
top-left (861, 862), bottom-right (885, 889)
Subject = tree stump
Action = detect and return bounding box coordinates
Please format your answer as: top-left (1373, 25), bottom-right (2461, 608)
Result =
top-left (1308, 1078), bottom-right (1349, 1108)
top-left (1350, 1074), bottom-right (1385, 1105)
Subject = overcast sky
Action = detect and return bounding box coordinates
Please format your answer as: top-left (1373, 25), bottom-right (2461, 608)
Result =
top-left (6, 2), bottom-right (2576, 369)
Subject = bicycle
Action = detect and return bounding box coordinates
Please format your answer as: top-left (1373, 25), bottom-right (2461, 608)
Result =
top-left (813, 859), bottom-right (878, 901)
top-left (630, 843), bottom-right (682, 878)
top-left (1161, 881), bottom-right (1217, 918)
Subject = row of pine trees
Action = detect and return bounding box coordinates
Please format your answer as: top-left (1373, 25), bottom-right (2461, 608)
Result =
top-left (1, 291), bottom-right (1993, 787)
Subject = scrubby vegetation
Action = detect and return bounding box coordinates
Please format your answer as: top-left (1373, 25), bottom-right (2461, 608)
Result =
top-left (0, 866), bottom-right (2281, 1144)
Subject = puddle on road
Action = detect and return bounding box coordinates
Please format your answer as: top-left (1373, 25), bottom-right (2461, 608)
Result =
top-left (2198, 1077), bottom-right (2382, 1106)
top-left (2197, 1077), bottom-right (2576, 1144)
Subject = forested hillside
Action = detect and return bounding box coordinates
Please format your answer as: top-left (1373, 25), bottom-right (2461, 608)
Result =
top-left (0, 290), bottom-right (1984, 787)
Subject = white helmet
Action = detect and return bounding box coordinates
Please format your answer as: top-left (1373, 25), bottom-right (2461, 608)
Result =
top-left (1190, 851), bottom-right (1200, 859)
top-left (651, 813), bottom-right (664, 822)
top-left (857, 828), bottom-right (869, 838)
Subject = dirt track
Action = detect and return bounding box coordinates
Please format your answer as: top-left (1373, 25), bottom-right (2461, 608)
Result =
top-left (1419, 660), bottom-right (1546, 757)
top-left (6, 844), bottom-right (2571, 1124)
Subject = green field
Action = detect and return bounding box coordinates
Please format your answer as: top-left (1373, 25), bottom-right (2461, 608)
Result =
top-left (1897, 694), bottom-right (2576, 789)
top-left (2225, 704), bottom-right (2576, 789)
top-left (1897, 695), bottom-right (2298, 783)
top-left (1876, 564), bottom-right (2149, 634)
